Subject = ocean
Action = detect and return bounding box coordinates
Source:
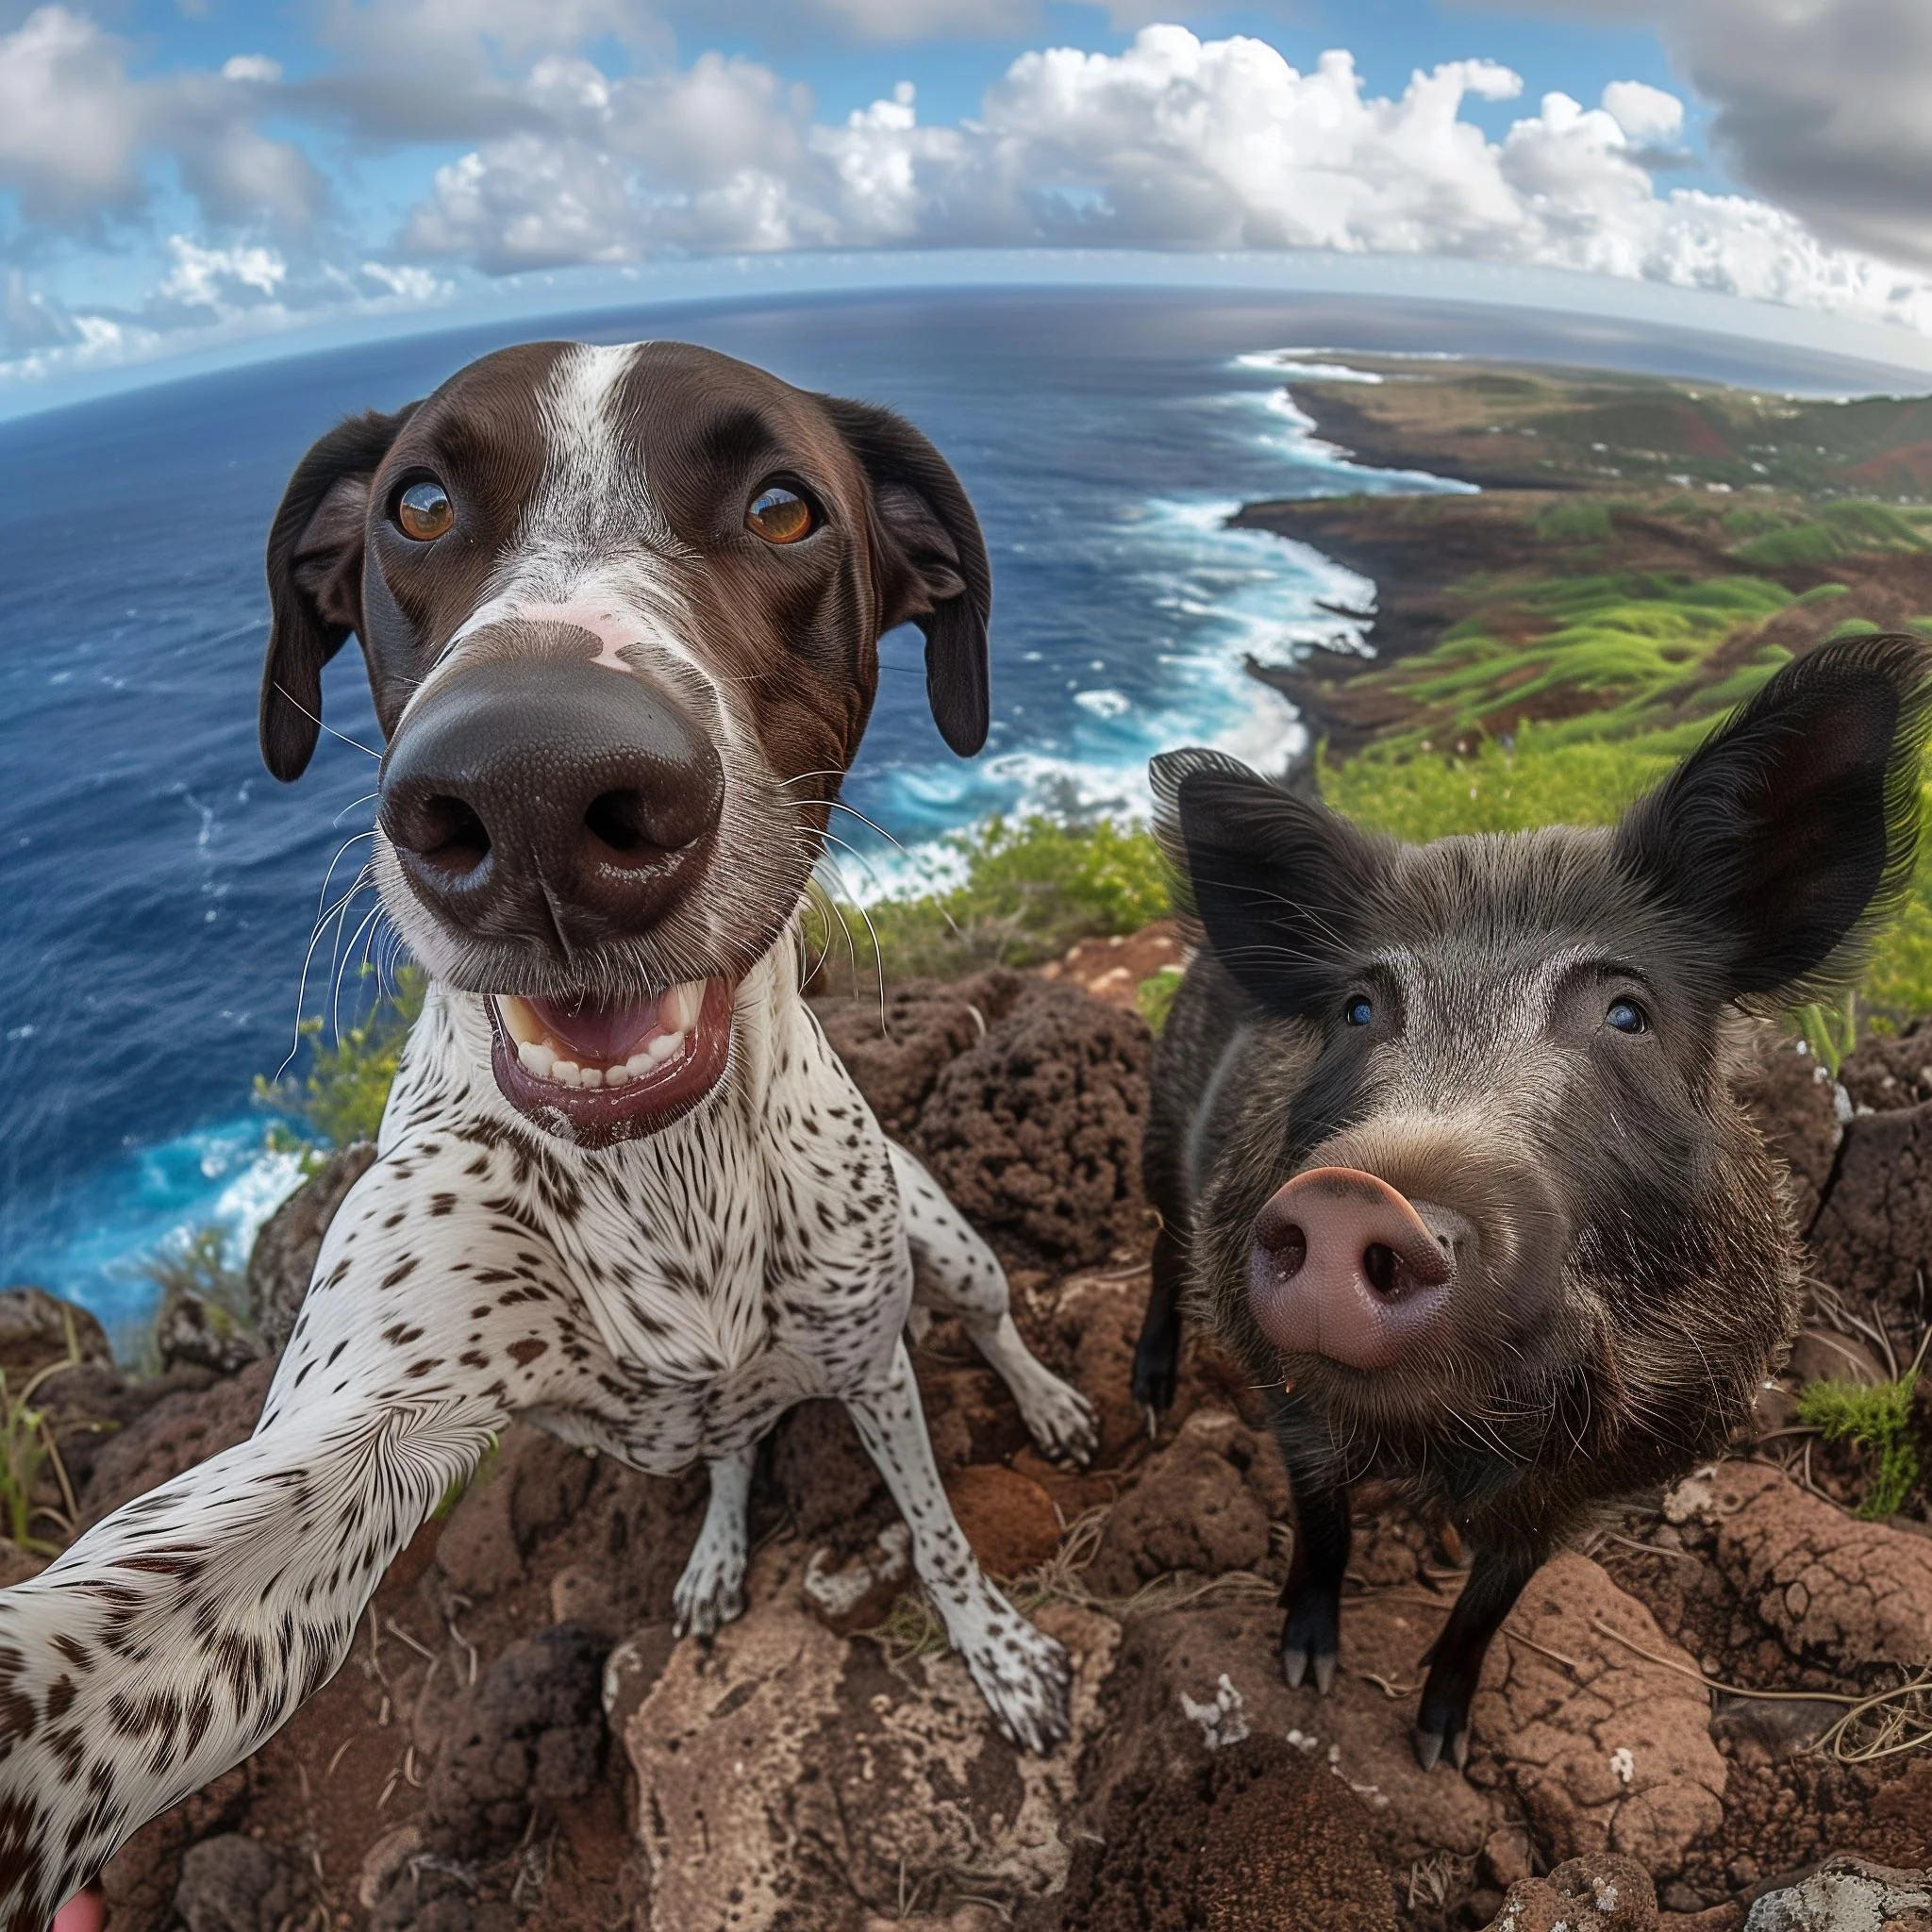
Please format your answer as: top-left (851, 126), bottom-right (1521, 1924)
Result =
top-left (0, 285), bottom-right (1918, 1337)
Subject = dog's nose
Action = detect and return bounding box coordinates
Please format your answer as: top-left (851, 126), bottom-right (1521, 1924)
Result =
top-left (379, 657), bottom-right (724, 952)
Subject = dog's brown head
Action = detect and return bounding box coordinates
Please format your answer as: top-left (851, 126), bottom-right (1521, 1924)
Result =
top-left (262, 340), bottom-right (991, 1145)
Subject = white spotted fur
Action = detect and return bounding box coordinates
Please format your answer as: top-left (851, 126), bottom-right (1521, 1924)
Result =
top-left (0, 343), bottom-right (1099, 1924)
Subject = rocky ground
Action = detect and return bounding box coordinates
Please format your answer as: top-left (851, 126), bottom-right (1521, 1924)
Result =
top-left (6, 932), bottom-right (1932, 1930)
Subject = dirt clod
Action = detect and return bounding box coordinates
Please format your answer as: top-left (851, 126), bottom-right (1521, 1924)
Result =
top-left (1474, 1553), bottom-right (1727, 1876)
top-left (1475, 1855), bottom-right (1658, 1930)
top-left (1086, 1409), bottom-right (1274, 1595)
top-left (246, 1141), bottom-right (376, 1351)
top-left (1710, 1460), bottom-right (1932, 1669)
top-left (1038, 1734), bottom-right (1396, 1930)
top-left (915, 983), bottom-right (1151, 1266)
top-left (811, 971), bottom-right (1028, 1135)
top-left (172, 1833), bottom-right (295, 1932)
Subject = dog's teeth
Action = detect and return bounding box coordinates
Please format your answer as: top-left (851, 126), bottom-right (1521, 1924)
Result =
top-left (497, 995), bottom-right (541, 1046)
top-left (604, 1061), bottom-right (632, 1088)
top-left (552, 1059), bottom-right (582, 1089)
top-left (663, 981), bottom-right (704, 1032)
top-left (625, 1052), bottom-right (654, 1080)
top-left (648, 1031), bottom-right (682, 1065)
top-left (578, 1064), bottom-right (606, 1090)
top-left (518, 1040), bottom-right (556, 1079)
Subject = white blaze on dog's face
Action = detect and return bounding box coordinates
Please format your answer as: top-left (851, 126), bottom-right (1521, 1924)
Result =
top-left (261, 340), bottom-right (993, 1146)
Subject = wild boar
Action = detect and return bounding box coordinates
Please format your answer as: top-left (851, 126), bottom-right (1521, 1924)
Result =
top-left (1131, 634), bottom-right (1931, 1769)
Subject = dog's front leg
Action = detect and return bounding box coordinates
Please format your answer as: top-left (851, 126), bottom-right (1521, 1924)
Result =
top-left (0, 1149), bottom-right (576, 1929)
top-left (842, 1340), bottom-right (1071, 1754)
top-left (671, 1446), bottom-right (755, 1640)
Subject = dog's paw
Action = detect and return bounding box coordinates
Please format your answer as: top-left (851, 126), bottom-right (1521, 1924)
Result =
top-left (959, 1607), bottom-right (1073, 1756)
top-left (672, 1533), bottom-right (748, 1641)
top-left (1016, 1374), bottom-right (1099, 1470)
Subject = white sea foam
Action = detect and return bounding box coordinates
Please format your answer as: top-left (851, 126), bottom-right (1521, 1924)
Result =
top-left (842, 348), bottom-right (1466, 904)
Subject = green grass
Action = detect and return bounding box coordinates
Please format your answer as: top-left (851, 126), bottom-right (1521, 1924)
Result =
top-left (1731, 500), bottom-right (1931, 570)
top-left (1797, 1374), bottom-right (1921, 1520)
top-left (1536, 501), bottom-right (1612, 544)
top-left (1369, 571), bottom-right (1792, 752)
top-left (256, 965), bottom-right (426, 1148)
top-left (1137, 965), bottom-right (1184, 1035)
top-left (811, 813), bottom-right (1167, 990)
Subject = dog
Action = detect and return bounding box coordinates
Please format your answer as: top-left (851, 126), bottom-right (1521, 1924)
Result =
top-left (0, 340), bottom-right (1100, 1927)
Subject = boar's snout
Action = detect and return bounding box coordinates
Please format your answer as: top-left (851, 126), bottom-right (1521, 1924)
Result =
top-left (1248, 1167), bottom-right (1464, 1371)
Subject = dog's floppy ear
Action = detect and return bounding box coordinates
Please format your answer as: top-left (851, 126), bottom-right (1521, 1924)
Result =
top-left (818, 394), bottom-right (991, 757)
top-left (261, 403), bottom-right (418, 781)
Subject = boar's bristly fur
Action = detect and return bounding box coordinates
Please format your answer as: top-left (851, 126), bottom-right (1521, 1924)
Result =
top-left (1132, 633), bottom-right (1932, 1771)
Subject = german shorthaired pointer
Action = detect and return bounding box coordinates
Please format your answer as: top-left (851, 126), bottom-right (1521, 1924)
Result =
top-left (0, 341), bottom-right (1099, 1927)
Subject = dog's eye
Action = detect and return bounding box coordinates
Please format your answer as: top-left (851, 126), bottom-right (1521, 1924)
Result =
top-left (746, 485), bottom-right (815, 546)
top-left (395, 479), bottom-right (453, 542)
top-left (1344, 996), bottom-right (1374, 1028)
top-left (1606, 997), bottom-right (1649, 1035)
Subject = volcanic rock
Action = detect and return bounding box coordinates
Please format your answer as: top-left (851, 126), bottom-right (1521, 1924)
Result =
top-left (915, 983), bottom-right (1151, 1266)
top-left (1473, 1552), bottom-right (1727, 1876)
top-left (1743, 1856), bottom-right (1932, 1930)
top-left (1807, 1098), bottom-right (1932, 1331)
top-left (811, 971), bottom-right (1028, 1136)
top-left (0, 1286), bottom-right (111, 1387)
top-left (1709, 1460), bottom-right (1932, 1670)
top-left (1085, 1408), bottom-right (1278, 1595)
top-left (1473, 1854), bottom-right (1658, 1930)
top-left (246, 1140), bottom-right (377, 1352)
top-left (172, 1834), bottom-right (295, 1932)
top-left (154, 1288), bottom-right (265, 1376)
top-left (621, 1543), bottom-right (1118, 1930)
top-left (1732, 1028), bottom-right (1843, 1228)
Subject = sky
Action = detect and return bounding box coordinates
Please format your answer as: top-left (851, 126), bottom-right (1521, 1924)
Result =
top-left (7, 0), bottom-right (1932, 397)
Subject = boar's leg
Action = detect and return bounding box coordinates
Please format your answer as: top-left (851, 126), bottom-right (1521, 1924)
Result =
top-left (1130, 1221), bottom-right (1189, 1419)
top-left (1413, 1536), bottom-right (1543, 1772)
top-left (1277, 1462), bottom-right (1351, 1694)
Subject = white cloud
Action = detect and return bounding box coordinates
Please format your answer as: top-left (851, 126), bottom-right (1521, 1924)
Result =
top-left (0, 6), bottom-right (325, 233)
top-left (11, 10), bottom-right (1932, 388)
top-left (1599, 78), bottom-right (1681, 147)
top-left (395, 25), bottom-right (1932, 338)
top-left (1480, 0), bottom-right (1932, 272)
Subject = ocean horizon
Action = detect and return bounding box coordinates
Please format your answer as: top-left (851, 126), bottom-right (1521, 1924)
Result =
top-left (0, 283), bottom-right (1918, 1338)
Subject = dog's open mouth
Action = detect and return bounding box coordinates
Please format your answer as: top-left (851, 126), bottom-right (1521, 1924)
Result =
top-left (486, 979), bottom-right (735, 1146)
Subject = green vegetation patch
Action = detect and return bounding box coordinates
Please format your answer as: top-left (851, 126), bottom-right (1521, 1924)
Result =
top-left (256, 966), bottom-right (426, 1149)
top-left (810, 813), bottom-right (1166, 990)
top-left (1358, 569), bottom-right (1792, 754)
top-left (1798, 1374), bottom-right (1921, 1521)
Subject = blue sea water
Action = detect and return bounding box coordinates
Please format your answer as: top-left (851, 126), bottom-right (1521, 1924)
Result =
top-left (0, 285), bottom-right (1920, 1337)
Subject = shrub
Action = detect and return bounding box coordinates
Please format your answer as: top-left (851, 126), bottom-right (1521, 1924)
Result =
top-left (256, 965), bottom-right (425, 1148)
top-left (1535, 501), bottom-right (1612, 544)
top-left (1797, 1374), bottom-right (1920, 1521)
top-left (812, 813), bottom-right (1168, 989)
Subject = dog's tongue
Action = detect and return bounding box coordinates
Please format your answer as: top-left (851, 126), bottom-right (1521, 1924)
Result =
top-left (526, 993), bottom-right (661, 1064)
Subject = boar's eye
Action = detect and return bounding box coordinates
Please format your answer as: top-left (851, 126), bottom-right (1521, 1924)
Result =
top-left (1606, 997), bottom-right (1649, 1035)
top-left (1344, 996), bottom-right (1374, 1027)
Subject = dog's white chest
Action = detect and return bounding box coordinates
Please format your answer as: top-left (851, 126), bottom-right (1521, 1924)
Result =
top-left (384, 974), bottom-right (914, 1473)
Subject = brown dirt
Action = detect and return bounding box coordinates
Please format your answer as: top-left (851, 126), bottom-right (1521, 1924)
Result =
top-left (1032, 1735), bottom-right (1398, 1931)
top-left (19, 948), bottom-right (1932, 1931)
top-left (913, 981), bottom-right (1153, 1267)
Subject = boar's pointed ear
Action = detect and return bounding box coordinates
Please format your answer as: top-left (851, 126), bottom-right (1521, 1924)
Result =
top-left (819, 394), bottom-right (991, 757)
top-left (1152, 747), bottom-right (1393, 1014)
top-left (1613, 633), bottom-right (1932, 1006)
top-left (260, 403), bottom-right (419, 782)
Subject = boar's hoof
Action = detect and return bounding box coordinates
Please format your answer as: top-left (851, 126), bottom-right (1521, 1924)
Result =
top-left (1279, 1591), bottom-right (1341, 1693)
top-left (1129, 1337), bottom-right (1178, 1415)
top-left (1411, 1717), bottom-right (1472, 1774)
top-left (1280, 1644), bottom-right (1337, 1694)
